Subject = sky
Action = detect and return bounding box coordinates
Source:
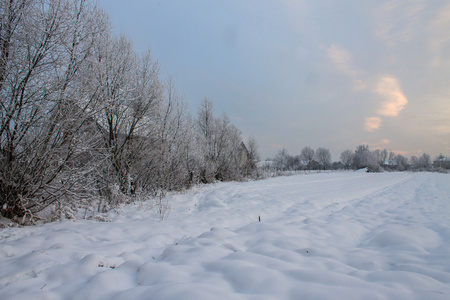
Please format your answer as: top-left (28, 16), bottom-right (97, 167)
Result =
top-left (99, 0), bottom-right (450, 161)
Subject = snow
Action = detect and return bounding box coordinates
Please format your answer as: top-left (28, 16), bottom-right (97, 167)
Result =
top-left (1, 172), bottom-right (450, 299)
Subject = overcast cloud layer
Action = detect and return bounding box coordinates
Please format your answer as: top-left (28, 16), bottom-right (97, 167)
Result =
top-left (100, 0), bottom-right (450, 160)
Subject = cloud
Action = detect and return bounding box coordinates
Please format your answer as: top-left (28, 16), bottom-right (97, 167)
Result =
top-left (327, 44), bottom-right (366, 91)
top-left (433, 125), bottom-right (450, 135)
top-left (327, 45), bottom-right (354, 75)
top-left (365, 117), bottom-right (382, 132)
top-left (327, 46), bottom-right (408, 133)
top-left (372, 1), bottom-right (449, 68)
top-left (375, 76), bottom-right (408, 117)
top-left (327, 47), bottom-right (408, 132)
top-left (365, 76), bottom-right (407, 132)
top-left (373, 0), bottom-right (426, 45)
top-left (429, 3), bottom-right (450, 67)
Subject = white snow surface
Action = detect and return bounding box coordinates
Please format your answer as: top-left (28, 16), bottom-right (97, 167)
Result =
top-left (1, 172), bottom-right (450, 299)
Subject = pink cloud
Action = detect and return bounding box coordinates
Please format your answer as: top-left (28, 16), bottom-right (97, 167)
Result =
top-left (376, 76), bottom-right (408, 117)
top-left (364, 117), bottom-right (382, 132)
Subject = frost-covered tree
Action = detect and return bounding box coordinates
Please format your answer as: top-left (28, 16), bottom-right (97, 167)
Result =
top-left (85, 31), bottom-right (163, 199)
top-left (300, 146), bottom-right (314, 169)
top-left (373, 149), bottom-right (388, 167)
top-left (315, 147), bottom-right (332, 170)
top-left (196, 98), bottom-right (245, 182)
top-left (410, 155), bottom-right (419, 170)
top-left (273, 149), bottom-right (290, 170)
top-left (213, 113), bottom-right (243, 180)
top-left (354, 145), bottom-right (370, 169)
top-left (0, 0), bottom-right (109, 219)
top-left (247, 136), bottom-right (260, 165)
top-left (196, 98), bottom-right (216, 181)
top-left (243, 136), bottom-right (260, 176)
top-left (395, 154), bottom-right (408, 171)
top-left (388, 151), bottom-right (396, 167)
top-left (354, 145), bottom-right (381, 171)
top-left (287, 154), bottom-right (301, 171)
top-left (136, 78), bottom-right (191, 196)
top-left (417, 153), bottom-right (432, 170)
top-left (340, 150), bottom-right (354, 169)
top-left (0, 0), bottom-right (260, 222)
top-left (272, 149), bottom-right (301, 171)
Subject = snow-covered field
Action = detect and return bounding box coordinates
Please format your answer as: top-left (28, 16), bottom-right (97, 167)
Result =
top-left (1, 172), bottom-right (450, 299)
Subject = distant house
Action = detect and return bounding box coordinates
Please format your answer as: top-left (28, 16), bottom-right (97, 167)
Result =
top-left (307, 160), bottom-right (321, 170)
top-left (332, 161), bottom-right (345, 170)
top-left (433, 157), bottom-right (450, 169)
top-left (239, 142), bottom-right (256, 173)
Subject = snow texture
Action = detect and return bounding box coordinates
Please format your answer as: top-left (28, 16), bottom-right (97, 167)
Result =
top-left (1, 172), bottom-right (450, 299)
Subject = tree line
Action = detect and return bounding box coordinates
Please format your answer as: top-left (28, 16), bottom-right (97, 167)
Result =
top-left (0, 0), bottom-right (259, 223)
top-left (268, 145), bottom-right (442, 172)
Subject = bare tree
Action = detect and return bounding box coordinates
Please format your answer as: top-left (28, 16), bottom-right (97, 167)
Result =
top-left (410, 155), bottom-right (419, 170)
top-left (340, 150), bottom-right (354, 170)
top-left (214, 113), bottom-right (243, 180)
top-left (315, 147), bottom-right (331, 170)
top-left (300, 146), bottom-right (314, 169)
top-left (196, 98), bottom-right (217, 182)
top-left (195, 98), bottom-right (246, 181)
top-left (197, 98), bottom-right (215, 147)
top-left (354, 145), bottom-right (378, 170)
top-left (137, 77), bottom-right (191, 196)
top-left (388, 151), bottom-right (396, 167)
top-left (273, 149), bottom-right (290, 170)
top-left (0, 0), bottom-right (262, 222)
top-left (85, 32), bottom-right (162, 200)
top-left (242, 136), bottom-right (260, 177)
top-left (417, 153), bottom-right (431, 170)
top-left (247, 136), bottom-right (260, 164)
top-left (395, 154), bottom-right (408, 171)
top-left (0, 0), bottom-right (108, 220)
top-left (373, 149), bottom-right (388, 167)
